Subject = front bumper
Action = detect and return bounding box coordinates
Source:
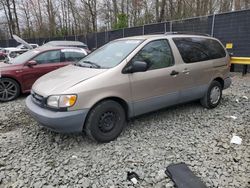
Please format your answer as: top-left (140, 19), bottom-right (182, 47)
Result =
top-left (25, 95), bottom-right (89, 133)
top-left (223, 77), bottom-right (232, 90)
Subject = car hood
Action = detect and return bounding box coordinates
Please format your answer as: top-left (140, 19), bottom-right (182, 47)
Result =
top-left (32, 65), bottom-right (107, 96)
top-left (13, 34), bottom-right (33, 49)
top-left (0, 62), bottom-right (22, 70)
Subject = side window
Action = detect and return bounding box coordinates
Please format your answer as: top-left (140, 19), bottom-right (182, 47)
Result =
top-left (63, 52), bottom-right (86, 62)
top-left (33, 50), bottom-right (60, 64)
top-left (173, 37), bottom-right (226, 63)
top-left (131, 40), bottom-right (174, 70)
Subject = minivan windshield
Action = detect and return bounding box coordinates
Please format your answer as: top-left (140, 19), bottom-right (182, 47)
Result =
top-left (78, 39), bottom-right (143, 68)
top-left (8, 50), bottom-right (39, 65)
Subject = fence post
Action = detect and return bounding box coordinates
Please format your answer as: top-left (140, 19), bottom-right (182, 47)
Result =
top-left (106, 30), bottom-right (109, 42)
top-left (164, 22), bottom-right (167, 33)
top-left (170, 21), bottom-right (173, 32)
top-left (85, 34), bottom-right (88, 48)
top-left (211, 14), bottom-right (216, 37)
top-left (142, 25), bottom-right (145, 35)
top-left (95, 32), bottom-right (97, 48)
top-left (122, 28), bottom-right (125, 38)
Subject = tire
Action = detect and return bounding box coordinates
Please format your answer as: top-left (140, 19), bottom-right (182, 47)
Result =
top-left (0, 78), bottom-right (20, 102)
top-left (200, 80), bottom-right (222, 109)
top-left (84, 100), bottom-right (126, 143)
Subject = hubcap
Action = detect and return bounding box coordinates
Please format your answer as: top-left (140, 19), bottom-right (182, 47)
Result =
top-left (210, 86), bottom-right (221, 104)
top-left (0, 80), bottom-right (17, 101)
top-left (98, 111), bottom-right (117, 133)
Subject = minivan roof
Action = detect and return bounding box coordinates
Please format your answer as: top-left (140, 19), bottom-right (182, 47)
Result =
top-left (116, 32), bottom-right (213, 41)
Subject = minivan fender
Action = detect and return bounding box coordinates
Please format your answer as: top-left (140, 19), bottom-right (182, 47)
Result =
top-left (209, 76), bottom-right (225, 89)
top-left (87, 96), bottom-right (133, 120)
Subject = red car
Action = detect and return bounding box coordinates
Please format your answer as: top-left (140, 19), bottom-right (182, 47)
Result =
top-left (0, 47), bottom-right (87, 102)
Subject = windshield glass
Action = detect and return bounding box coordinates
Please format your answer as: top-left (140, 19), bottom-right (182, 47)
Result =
top-left (78, 39), bottom-right (143, 68)
top-left (9, 50), bottom-right (40, 64)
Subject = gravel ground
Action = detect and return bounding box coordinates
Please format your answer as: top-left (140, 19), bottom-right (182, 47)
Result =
top-left (0, 73), bottom-right (249, 188)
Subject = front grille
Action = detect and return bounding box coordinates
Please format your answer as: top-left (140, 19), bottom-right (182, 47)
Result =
top-left (31, 91), bottom-right (46, 107)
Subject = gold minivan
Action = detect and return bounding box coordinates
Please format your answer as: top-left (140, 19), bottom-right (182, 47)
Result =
top-left (26, 34), bottom-right (231, 142)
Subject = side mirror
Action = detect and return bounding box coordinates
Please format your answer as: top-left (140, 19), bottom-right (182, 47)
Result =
top-left (123, 61), bottom-right (148, 74)
top-left (26, 60), bottom-right (37, 67)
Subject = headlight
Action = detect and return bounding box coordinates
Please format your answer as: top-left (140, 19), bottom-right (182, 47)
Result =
top-left (47, 95), bottom-right (77, 108)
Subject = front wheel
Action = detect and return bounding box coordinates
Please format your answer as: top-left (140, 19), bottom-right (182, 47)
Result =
top-left (200, 80), bottom-right (222, 109)
top-left (0, 78), bottom-right (20, 102)
top-left (84, 100), bottom-right (126, 143)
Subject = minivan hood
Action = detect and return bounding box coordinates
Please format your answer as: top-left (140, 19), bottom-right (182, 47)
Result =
top-left (32, 65), bottom-right (107, 96)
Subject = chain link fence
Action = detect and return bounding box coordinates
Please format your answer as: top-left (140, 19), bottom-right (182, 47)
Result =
top-left (1, 9), bottom-right (249, 71)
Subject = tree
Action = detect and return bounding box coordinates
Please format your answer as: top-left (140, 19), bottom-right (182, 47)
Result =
top-left (113, 13), bottom-right (128, 29)
top-left (0, 0), bottom-right (248, 39)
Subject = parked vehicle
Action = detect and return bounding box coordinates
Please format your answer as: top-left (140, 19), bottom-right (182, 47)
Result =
top-left (4, 48), bottom-right (27, 60)
top-left (2, 35), bottom-right (39, 61)
top-left (26, 33), bottom-right (231, 142)
top-left (3, 35), bottom-right (38, 52)
top-left (4, 44), bottom-right (39, 53)
top-left (0, 47), bottom-right (87, 102)
top-left (16, 43), bottom-right (39, 49)
top-left (43, 41), bottom-right (89, 52)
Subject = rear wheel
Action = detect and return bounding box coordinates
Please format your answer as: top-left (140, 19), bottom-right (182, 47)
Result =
top-left (84, 100), bottom-right (126, 142)
top-left (0, 78), bottom-right (20, 102)
top-left (200, 80), bottom-right (222, 109)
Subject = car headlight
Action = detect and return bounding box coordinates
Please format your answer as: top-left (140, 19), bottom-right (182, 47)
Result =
top-left (47, 95), bottom-right (77, 108)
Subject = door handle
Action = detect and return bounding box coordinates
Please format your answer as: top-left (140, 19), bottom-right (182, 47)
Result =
top-left (182, 68), bottom-right (190, 74)
top-left (170, 70), bottom-right (179, 76)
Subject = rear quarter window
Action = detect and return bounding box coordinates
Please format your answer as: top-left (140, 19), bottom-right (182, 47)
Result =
top-left (173, 37), bottom-right (226, 63)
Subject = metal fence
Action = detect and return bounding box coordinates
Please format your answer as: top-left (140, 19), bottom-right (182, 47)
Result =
top-left (1, 9), bottom-right (249, 71)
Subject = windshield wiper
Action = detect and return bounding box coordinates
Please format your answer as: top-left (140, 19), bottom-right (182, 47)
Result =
top-left (81, 61), bottom-right (101, 68)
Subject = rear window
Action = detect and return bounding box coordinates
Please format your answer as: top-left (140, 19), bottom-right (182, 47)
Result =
top-left (63, 51), bottom-right (86, 61)
top-left (173, 37), bottom-right (226, 63)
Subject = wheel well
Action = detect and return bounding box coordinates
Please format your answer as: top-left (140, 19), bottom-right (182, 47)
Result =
top-left (91, 97), bottom-right (129, 119)
top-left (214, 77), bottom-right (224, 88)
top-left (1, 76), bottom-right (22, 93)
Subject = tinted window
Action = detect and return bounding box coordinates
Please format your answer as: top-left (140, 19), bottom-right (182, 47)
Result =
top-left (33, 50), bottom-right (60, 64)
top-left (173, 37), bottom-right (226, 63)
top-left (131, 40), bottom-right (174, 70)
top-left (63, 52), bottom-right (86, 62)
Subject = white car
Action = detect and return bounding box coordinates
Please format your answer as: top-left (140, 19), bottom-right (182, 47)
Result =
top-left (3, 35), bottom-right (39, 60)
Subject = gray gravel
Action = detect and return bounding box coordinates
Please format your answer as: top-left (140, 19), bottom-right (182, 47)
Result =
top-left (0, 73), bottom-right (249, 188)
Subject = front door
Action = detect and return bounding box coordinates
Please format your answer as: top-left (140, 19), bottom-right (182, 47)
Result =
top-left (128, 39), bottom-right (186, 116)
top-left (21, 50), bottom-right (61, 91)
